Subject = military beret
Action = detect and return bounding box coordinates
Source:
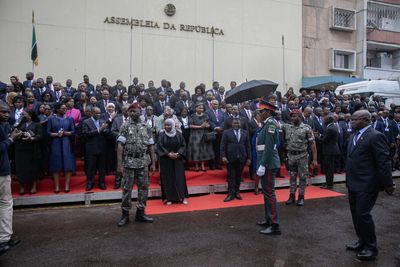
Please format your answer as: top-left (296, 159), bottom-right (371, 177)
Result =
top-left (128, 102), bottom-right (140, 110)
top-left (290, 109), bottom-right (302, 116)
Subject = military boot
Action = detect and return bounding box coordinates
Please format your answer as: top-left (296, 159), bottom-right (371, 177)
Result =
top-left (135, 208), bottom-right (154, 223)
top-left (285, 193), bottom-right (295, 205)
top-left (117, 210), bottom-right (129, 227)
top-left (297, 195), bottom-right (304, 206)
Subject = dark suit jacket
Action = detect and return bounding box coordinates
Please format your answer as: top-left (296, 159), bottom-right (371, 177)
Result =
top-left (81, 118), bottom-right (108, 155)
top-left (63, 87), bottom-right (77, 97)
top-left (26, 100), bottom-right (41, 114)
top-left (346, 126), bottom-right (393, 192)
top-left (174, 100), bottom-right (194, 116)
top-left (23, 80), bottom-right (34, 89)
top-left (153, 101), bottom-right (167, 116)
top-left (282, 109), bottom-right (292, 123)
top-left (205, 109), bottom-right (225, 130)
top-left (111, 115), bottom-right (128, 139)
top-left (239, 109), bottom-right (253, 122)
top-left (372, 121), bottom-right (385, 134)
top-left (220, 129), bottom-right (250, 163)
top-left (322, 123), bottom-right (340, 155)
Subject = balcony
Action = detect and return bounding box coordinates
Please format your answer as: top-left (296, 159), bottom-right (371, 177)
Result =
top-left (367, 1), bottom-right (400, 33)
top-left (365, 41), bottom-right (400, 79)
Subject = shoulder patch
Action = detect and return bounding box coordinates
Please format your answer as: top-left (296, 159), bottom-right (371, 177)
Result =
top-left (268, 124), bottom-right (276, 133)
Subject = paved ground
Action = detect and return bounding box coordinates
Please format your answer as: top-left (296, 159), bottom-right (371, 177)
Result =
top-left (1, 184), bottom-right (399, 267)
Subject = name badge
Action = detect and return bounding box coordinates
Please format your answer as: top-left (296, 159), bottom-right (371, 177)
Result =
top-left (347, 129), bottom-right (352, 132)
top-left (385, 128), bottom-right (389, 132)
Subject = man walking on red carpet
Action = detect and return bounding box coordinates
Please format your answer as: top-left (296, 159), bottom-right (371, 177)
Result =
top-left (255, 100), bottom-right (281, 235)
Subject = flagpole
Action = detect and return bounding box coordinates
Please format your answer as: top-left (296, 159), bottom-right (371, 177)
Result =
top-left (212, 27), bottom-right (215, 82)
top-left (282, 34), bottom-right (286, 92)
top-left (32, 11), bottom-right (35, 74)
top-left (129, 23), bottom-right (133, 86)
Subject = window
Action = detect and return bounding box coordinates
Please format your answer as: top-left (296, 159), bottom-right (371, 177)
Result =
top-left (329, 6), bottom-right (356, 31)
top-left (330, 49), bottom-right (356, 72)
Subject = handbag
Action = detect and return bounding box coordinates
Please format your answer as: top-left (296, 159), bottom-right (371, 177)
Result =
top-left (203, 131), bottom-right (216, 142)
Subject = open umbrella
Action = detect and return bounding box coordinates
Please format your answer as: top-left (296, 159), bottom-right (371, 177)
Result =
top-left (224, 80), bottom-right (278, 104)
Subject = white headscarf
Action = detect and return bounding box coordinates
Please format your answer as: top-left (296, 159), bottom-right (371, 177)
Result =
top-left (164, 118), bottom-right (176, 137)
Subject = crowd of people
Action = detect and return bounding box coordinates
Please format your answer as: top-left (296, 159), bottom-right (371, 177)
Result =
top-left (0, 73), bottom-right (399, 198)
top-left (0, 72), bottom-right (397, 260)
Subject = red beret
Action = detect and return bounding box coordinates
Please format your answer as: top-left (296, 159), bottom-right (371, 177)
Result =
top-left (128, 102), bottom-right (140, 110)
top-left (290, 109), bottom-right (302, 116)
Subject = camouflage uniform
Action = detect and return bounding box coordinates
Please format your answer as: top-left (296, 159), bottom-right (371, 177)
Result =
top-left (118, 118), bottom-right (154, 211)
top-left (282, 123), bottom-right (314, 196)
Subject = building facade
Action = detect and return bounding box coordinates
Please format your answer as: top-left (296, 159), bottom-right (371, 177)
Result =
top-left (0, 0), bottom-right (303, 92)
top-left (302, 0), bottom-right (400, 90)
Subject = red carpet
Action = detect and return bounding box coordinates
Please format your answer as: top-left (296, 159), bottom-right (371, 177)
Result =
top-left (11, 161), bottom-right (289, 197)
top-left (146, 186), bottom-right (344, 215)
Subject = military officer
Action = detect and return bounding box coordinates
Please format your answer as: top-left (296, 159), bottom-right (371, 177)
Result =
top-left (255, 100), bottom-right (281, 235)
top-left (116, 102), bottom-right (156, 226)
top-left (282, 109), bottom-right (317, 206)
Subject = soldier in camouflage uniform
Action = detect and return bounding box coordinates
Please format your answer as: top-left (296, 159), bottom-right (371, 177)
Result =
top-left (281, 109), bottom-right (317, 206)
top-left (116, 102), bottom-right (156, 226)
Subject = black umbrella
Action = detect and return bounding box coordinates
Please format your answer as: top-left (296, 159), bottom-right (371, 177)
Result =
top-left (224, 80), bottom-right (278, 104)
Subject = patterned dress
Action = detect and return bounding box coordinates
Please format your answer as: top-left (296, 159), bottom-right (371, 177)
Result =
top-left (187, 113), bottom-right (214, 161)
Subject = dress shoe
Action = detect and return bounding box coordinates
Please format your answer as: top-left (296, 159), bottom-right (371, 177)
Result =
top-left (86, 184), bottom-right (94, 191)
top-left (216, 166), bottom-right (223, 170)
top-left (99, 183), bottom-right (107, 190)
top-left (224, 195), bottom-right (235, 202)
top-left (54, 190), bottom-right (60, 194)
top-left (297, 195), bottom-right (304, 206)
top-left (209, 166), bottom-right (215, 170)
top-left (357, 248), bottom-right (377, 261)
top-left (235, 193), bottom-right (242, 200)
top-left (256, 220), bottom-right (270, 227)
top-left (7, 238), bottom-right (20, 247)
top-left (285, 193), bottom-right (295, 205)
top-left (0, 242), bottom-right (10, 256)
top-left (259, 224), bottom-right (281, 235)
top-left (135, 208), bottom-right (154, 223)
top-left (345, 241), bottom-right (364, 252)
top-left (117, 210), bottom-right (129, 227)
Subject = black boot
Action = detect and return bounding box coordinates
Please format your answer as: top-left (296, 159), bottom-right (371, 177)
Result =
top-left (135, 208), bottom-right (154, 223)
top-left (259, 223), bottom-right (281, 235)
top-left (297, 195), bottom-right (304, 206)
top-left (285, 193), bottom-right (295, 205)
top-left (117, 210), bottom-right (129, 227)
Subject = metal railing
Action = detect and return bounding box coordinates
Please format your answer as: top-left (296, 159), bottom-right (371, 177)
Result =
top-left (367, 1), bottom-right (400, 32)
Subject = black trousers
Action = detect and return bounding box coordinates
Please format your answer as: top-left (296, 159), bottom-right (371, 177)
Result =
top-left (227, 160), bottom-right (244, 195)
top-left (323, 154), bottom-right (335, 186)
top-left (86, 153), bottom-right (106, 186)
top-left (348, 190), bottom-right (378, 251)
top-left (210, 134), bottom-right (222, 168)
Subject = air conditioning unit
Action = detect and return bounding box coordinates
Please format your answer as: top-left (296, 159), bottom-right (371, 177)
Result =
top-left (329, 6), bottom-right (356, 31)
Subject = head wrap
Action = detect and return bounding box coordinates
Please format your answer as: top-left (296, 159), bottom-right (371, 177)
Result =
top-left (164, 118), bottom-right (176, 138)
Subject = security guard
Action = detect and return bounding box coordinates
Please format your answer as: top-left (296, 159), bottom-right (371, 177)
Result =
top-left (255, 100), bottom-right (281, 235)
top-left (116, 102), bottom-right (156, 226)
top-left (282, 109), bottom-right (317, 206)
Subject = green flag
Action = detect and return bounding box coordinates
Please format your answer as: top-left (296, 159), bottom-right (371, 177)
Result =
top-left (31, 11), bottom-right (38, 66)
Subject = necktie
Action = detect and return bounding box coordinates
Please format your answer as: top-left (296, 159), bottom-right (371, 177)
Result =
top-left (214, 110), bottom-right (219, 122)
top-left (247, 109), bottom-right (251, 120)
top-left (161, 101), bottom-right (164, 110)
top-left (352, 131), bottom-right (360, 148)
top-left (384, 119), bottom-right (388, 128)
top-left (235, 130), bottom-right (240, 142)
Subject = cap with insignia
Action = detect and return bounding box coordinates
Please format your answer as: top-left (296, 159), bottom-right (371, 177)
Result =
top-left (256, 100), bottom-right (277, 112)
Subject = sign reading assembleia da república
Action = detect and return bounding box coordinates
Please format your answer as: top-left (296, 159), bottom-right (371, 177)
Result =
top-left (103, 16), bottom-right (224, 36)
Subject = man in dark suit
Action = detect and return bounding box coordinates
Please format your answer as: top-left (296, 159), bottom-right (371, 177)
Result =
top-left (23, 72), bottom-right (34, 89)
top-left (83, 75), bottom-right (95, 94)
top-left (153, 92), bottom-right (167, 116)
top-left (110, 79), bottom-right (127, 100)
top-left (174, 92), bottom-right (194, 116)
top-left (320, 114), bottom-right (340, 189)
top-left (239, 101), bottom-right (253, 123)
top-left (33, 78), bottom-right (48, 100)
top-left (223, 105), bottom-right (248, 131)
top-left (156, 79), bottom-right (168, 95)
top-left (371, 113), bottom-right (385, 133)
top-left (96, 89), bottom-right (116, 114)
top-left (345, 110), bottom-right (395, 261)
top-left (281, 100), bottom-right (295, 123)
top-left (64, 79), bottom-right (77, 97)
top-left (312, 107), bottom-right (325, 173)
top-left (127, 77), bottom-right (139, 97)
top-left (220, 118), bottom-right (251, 202)
top-left (81, 107), bottom-right (109, 190)
top-left (206, 100), bottom-right (225, 170)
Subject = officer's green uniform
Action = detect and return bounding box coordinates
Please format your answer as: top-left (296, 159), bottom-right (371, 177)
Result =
top-left (256, 117), bottom-right (281, 225)
top-left (282, 123), bottom-right (314, 196)
top-left (118, 118), bottom-right (154, 211)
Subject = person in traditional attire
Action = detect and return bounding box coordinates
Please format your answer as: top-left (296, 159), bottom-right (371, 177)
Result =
top-left (157, 119), bottom-right (189, 205)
